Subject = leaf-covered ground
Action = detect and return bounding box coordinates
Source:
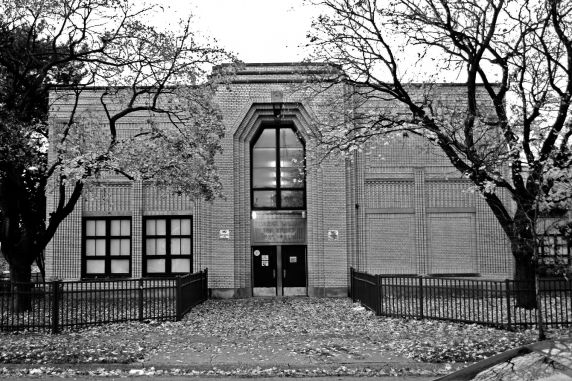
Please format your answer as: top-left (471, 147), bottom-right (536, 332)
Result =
top-left (0, 297), bottom-right (563, 370)
top-left (0, 298), bottom-right (569, 377)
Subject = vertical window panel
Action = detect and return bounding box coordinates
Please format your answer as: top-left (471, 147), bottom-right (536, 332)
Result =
top-left (156, 220), bottom-right (166, 235)
top-left (110, 239), bottom-right (120, 256)
top-left (171, 238), bottom-right (181, 255)
top-left (251, 125), bottom-right (305, 210)
top-left (156, 238), bottom-right (166, 255)
top-left (146, 220), bottom-right (156, 235)
top-left (86, 220), bottom-right (96, 236)
top-left (121, 220), bottom-right (130, 235)
top-left (95, 220), bottom-right (106, 236)
top-left (95, 239), bottom-right (106, 256)
top-left (86, 240), bottom-right (96, 256)
top-left (120, 239), bottom-right (130, 256)
top-left (181, 238), bottom-right (191, 254)
top-left (110, 220), bottom-right (121, 235)
top-left (181, 219), bottom-right (191, 235)
top-left (171, 219), bottom-right (181, 235)
top-left (146, 239), bottom-right (156, 256)
top-left (255, 128), bottom-right (276, 147)
top-left (280, 128), bottom-right (301, 147)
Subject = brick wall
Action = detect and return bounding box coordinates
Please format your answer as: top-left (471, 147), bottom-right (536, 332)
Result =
top-left (45, 63), bottom-right (513, 295)
top-left (352, 125), bottom-right (513, 277)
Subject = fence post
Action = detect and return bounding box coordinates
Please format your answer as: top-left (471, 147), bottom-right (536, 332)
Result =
top-left (505, 279), bottom-right (512, 331)
top-left (350, 267), bottom-right (355, 301)
top-left (419, 276), bottom-right (424, 320)
top-left (51, 280), bottom-right (61, 334)
top-left (375, 275), bottom-right (382, 316)
top-left (175, 276), bottom-right (183, 321)
top-left (138, 279), bottom-right (144, 322)
top-left (535, 274), bottom-right (545, 340)
top-left (203, 268), bottom-right (208, 301)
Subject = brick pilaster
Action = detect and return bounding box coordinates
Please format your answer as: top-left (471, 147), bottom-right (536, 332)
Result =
top-left (414, 168), bottom-right (428, 274)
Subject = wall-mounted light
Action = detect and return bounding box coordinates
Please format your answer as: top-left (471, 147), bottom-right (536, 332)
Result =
top-left (251, 211), bottom-right (257, 219)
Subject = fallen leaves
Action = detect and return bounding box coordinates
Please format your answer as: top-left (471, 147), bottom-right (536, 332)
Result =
top-left (0, 364), bottom-right (447, 378)
top-left (0, 297), bottom-right (558, 372)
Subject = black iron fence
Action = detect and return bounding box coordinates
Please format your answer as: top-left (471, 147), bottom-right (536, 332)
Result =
top-left (0, 269), bottom-right (208, 333)
top-left (350, 268), bottom-right (572, 329)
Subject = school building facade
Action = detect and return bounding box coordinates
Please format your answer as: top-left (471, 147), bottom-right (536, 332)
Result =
top-left (45, 63), bottom-right (513, 297)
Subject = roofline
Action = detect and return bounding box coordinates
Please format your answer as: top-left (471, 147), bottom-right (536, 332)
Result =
top-left (215, 61), bottom-right (341, 68)
top-left (49, 81), bottom-right (501, 90)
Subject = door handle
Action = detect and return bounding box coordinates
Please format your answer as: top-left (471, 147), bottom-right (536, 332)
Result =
top-left (283, 269), bottom-right (286, 279)
top-left (273, 269), bottom-right (276, 279)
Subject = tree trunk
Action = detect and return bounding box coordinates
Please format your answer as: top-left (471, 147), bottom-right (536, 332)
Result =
top-left (10, 262), bottom-right (32, 313)
top-left (512, 246), bottom-right (537, 309)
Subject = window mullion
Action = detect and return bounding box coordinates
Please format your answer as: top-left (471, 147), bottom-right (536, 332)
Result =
top-left (105, 219), bottom-right (111, 275)
top-left (166, 219), bottom-right (171, 274)
top-left (276, 125), bottom-right (281, 209)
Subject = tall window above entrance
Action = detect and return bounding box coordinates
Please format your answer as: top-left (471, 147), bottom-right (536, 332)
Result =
top-left (251, 124), bottom-right (305, 209)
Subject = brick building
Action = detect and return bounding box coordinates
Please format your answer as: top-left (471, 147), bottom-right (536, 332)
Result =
top-left (45, 63), bottom-right (513, 297)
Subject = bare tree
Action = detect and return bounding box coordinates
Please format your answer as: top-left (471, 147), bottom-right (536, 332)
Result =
top-left (0, 0), bottom-right (235, 311)
top-left (308, 0), bottom-right (572, 308)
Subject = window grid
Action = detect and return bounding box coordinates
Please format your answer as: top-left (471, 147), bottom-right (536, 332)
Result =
top-left (251, 123), bottom-right (306, 210)
top-left (539, 234), bottom-right (571, 268)
top-left (143, 216), bottom-right (193, 276)
top-left (82, 217), bottom-right (132, 278)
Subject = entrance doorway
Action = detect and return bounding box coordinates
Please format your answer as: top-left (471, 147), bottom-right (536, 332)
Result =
top-left (252, 245), bottom-right (306, 296)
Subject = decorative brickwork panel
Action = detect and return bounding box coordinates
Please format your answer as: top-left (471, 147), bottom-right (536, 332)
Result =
top-left (131, 181), bottom-right (143, 278)
top-left (366, 214), bottom-right (417, 274)
top-left (321, 157), bottom-right (349, 288)
top-left (428, 213), bottom-right (477, 274)
top-left (365, 135), bottom-right (450, 172)
top-left (143, 186), bottom-right (194, 211)
top-left (45, 183), bottom-right (83, 280)
top-left (426, 181), bottom-right (475, 208)
top-left (365, 181), bottom-right (413, 209)
top-left (475, 194), bottom-right (513, 276)
top-left (84, 183), bottom-right (132, 212)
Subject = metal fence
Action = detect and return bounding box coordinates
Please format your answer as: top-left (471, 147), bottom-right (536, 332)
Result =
top-left (350, 268), bottom-right (572, 329)
top-left (0, 269), bottom-right (208, 333)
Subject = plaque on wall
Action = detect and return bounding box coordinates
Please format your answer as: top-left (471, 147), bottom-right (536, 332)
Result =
top-left (251, 211), bottom-right (307, 244)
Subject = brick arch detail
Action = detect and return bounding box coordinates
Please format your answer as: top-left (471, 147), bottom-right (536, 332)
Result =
top-left (231, 103), bottom-right (326, 294)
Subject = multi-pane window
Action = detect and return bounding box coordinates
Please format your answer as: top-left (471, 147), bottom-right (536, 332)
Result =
top-left (539, 235), bottom-right (571, 268)
top-left (83, 218), bottom-right (131, 277)
top-left (251, 124), bottom-right (305, 209)
top-left (144, 216), bottom-right (192, 275)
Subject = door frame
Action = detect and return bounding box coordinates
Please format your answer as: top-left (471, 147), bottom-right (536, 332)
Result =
top-left (252, 244), bottom-right (307, 296)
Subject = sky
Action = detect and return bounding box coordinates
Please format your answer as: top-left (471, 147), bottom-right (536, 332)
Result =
top-left (155, 0), bottom-right (319, 63)
top-left (150, 0), bottom-right (475, 82)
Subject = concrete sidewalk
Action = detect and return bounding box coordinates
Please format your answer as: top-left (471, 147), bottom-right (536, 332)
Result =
top-left (140, 333), bottom-right (454, 377)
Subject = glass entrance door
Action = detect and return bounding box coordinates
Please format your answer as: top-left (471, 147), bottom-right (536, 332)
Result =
top-left (282, 245), bottom-right (306, 295)
top-left (252, 245), bottom-right (306, 296)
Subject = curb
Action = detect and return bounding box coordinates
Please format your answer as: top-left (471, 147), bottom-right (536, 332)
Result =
top-left (0, 361), bottom-right (466, 378)
top-left (434, 339), bottom-right (572, 381)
